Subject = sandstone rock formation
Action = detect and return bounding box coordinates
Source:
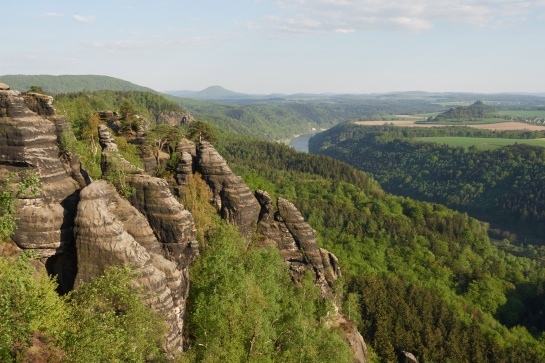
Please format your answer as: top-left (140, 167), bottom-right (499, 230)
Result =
top-left (196, 141), bottom-right (261, 238)
top-left (156, 111), bottom-right (194, 126)
top-left (0, 88), bottom-right (87, 292)
top-left (79, 127), bottom-right (201, 353)
top-left (74, 180), bottom-right (187, 352)
top-left (0, 82), bottom-right (10, 90)
top-left (98, 124), bottom-right (198, 268)
top-left (255, 190), bottom-right (340, 292)
top-left (327, 312), bottom-right (368, 363)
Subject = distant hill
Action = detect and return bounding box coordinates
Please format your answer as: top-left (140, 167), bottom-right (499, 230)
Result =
top-left (431, 100), bottom-right (496, 122)
top-left (0, 74), bottom-right (157, 94)
top-left (167, 85), bottom-right (252, 101)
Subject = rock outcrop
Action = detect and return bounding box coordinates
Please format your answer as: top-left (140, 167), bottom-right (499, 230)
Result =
top-left (0, 88), bottom-right (87, 292)
top-left (196, 141), bottom-right (261, 238)
top-left (74, 180), bottom-right (187, 352)
top-left (156, 111), bottom-right (194, 126)
top-left (80, 127), bottom-right (201, 353)
top-left (255, 190), bottom-right (340, 292)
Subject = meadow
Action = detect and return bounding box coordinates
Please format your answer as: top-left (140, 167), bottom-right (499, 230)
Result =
top-left (497, 110), bottom-right (545, 118)
top-left (416, 136), bottom-right (545, 150)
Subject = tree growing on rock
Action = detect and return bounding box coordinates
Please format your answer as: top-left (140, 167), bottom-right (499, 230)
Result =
top-left (143, 124), bottom-right (182, 172)
top-left (187, 121), bottom-right (216, 144)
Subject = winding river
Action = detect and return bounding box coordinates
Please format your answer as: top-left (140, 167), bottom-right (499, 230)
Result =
top-left (289, 132), bottom-right (317, 153)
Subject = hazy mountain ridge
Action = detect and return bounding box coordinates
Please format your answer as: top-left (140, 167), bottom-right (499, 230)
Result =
top-left (0, 74), bottom-right (157, 94)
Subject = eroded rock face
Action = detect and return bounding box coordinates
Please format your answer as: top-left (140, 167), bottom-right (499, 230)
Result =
top-left (74, 180), bottom-right (187, 352)
top-left (98, 125), bottom-right (198, 268)
top-left (255, 191), bottom-right (340, 293)
top-left (196, 141), bottom-right (260, 238)
top-left (0, 90), bottom-right (83, 258)
top-left (156, 111), bottom-right (194, 126)
top-left (126, 173), bottom-right (199, 269)
top-left (327, 313), bottom-right (368, 363)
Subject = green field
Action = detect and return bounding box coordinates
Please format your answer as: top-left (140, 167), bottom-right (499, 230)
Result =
top-left (417, 137), bottom-right (545, 150)
top-left (497, 110), bottom-right (545, 118)
top-left (416, 117), bottom-right (510, 125)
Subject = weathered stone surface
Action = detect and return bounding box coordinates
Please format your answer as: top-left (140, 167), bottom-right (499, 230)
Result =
top-left (0, 82), bottom-right (9, 90)
top-left (176, 138), bottom-right (197, 157)
top-left (327, 313), bottom-right (368, 363)
top-left (74, 180), bottom-right (187, 352)
top-left (98, 125), bottom-right (198, 268)
top-left (22, 92), bottom-right (55, 117)
top-left (126, 173), bottom-right (199, 269)
top-left (98, 124), bottom-right (143, 176)
top-left (175, 151), bottom-right (194, 189)
top-left (156, 111), bottom-right (194, 126)
top-left (255, 191), bottom-right (340, 293)
top-left (0, 89), bottom-right (82, 257)
top-left (196, 141), bottom-right (260, 238)
top-left (401, 351), bottom-right (418, 363)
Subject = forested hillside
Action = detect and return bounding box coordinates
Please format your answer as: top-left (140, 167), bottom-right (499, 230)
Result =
top-left (427, 100), bottom-right (496, 122)
top-left (218, 135), bottom-right (545, 362)
top-left (0, 75), bottom-right (156, 94)
top-left (309, 123), bottom-right (545, 242)
top-left (4, 86), bottom-right (545, 362)
top-left (166, 94), bottom-right (445, 140)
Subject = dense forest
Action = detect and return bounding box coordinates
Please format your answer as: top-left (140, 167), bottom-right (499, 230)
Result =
top-left (218, 135), bottom-right (545, 362)
top-left (310, 123), bottom-right (545, 242)
top-left (4, 87), bottom-right (545, 361)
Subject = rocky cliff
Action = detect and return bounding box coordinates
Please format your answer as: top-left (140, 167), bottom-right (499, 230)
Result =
top-left (0, 88), bottom-right (85, 292)
top-left (95, 124), bottom-right (199, 351)
top-left (1, 86), bottom-right (366, 362)
top-left (74, 180), bottom-right (188, 353)
top-left (196, 141), bottom-right (261, 238)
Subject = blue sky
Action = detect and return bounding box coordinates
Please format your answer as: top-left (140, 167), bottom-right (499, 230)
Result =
top-left (2, 0), bottom-right (545, 94)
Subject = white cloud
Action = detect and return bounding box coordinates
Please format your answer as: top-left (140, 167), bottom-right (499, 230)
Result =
top-left (265, 0), bottom-right (541, 36)
top-left (73, 14), bottom-right (95, 23)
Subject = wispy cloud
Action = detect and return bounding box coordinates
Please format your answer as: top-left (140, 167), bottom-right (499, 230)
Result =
top-left (73, 14), bottom-right (95, 23)
top-left (265, 0), bottom-right (542, 37)
top-left (41, 12), bottom-right (64, 17)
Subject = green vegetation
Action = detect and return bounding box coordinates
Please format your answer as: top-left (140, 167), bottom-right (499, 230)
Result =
top-left (424, 100), bottom-right (497, 124)
top-left (0, 75), bottom-right (156, 94)
top-left (0, 256), bottom-right (166, 362)
top-left (416, 136), bottom-right (545, 150)
top-left (167, 95), bottom-right (444, 141)
top-left (310, 123), bottom-right (545, 241)
top-left (218, 134), bottom-right (545, 362)
top-left (0, 172), bottom-right (43, 241)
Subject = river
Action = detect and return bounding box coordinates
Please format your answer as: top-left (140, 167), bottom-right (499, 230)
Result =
top-left (289, 132), bottom-right (317, 153)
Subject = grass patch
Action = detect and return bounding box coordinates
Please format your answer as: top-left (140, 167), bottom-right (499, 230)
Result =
top-left (497, 110), bottom-right (545, 119)
top-left (416, 136), bottom-right (545, 150)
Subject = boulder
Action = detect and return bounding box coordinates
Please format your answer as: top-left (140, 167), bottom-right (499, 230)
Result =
top-left (0, 82), bottom-right (9, 90)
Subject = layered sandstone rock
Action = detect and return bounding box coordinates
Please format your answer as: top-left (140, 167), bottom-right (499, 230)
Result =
top-left (196, 141), bottom-right (260, 238)
top-left (255, 190), bottom-right (340, 293)
top-left (126, 173), bottom-right (199, 268)
top-left (74, 180), bottom-right (187, 352)
top-left (98, 125), bottom-right (198, 268)
top-left (0, 89), bottom-right (83, 258)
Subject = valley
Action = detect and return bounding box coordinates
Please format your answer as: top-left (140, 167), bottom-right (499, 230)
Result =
top-left (2, 76), bottom-right (545, 362)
